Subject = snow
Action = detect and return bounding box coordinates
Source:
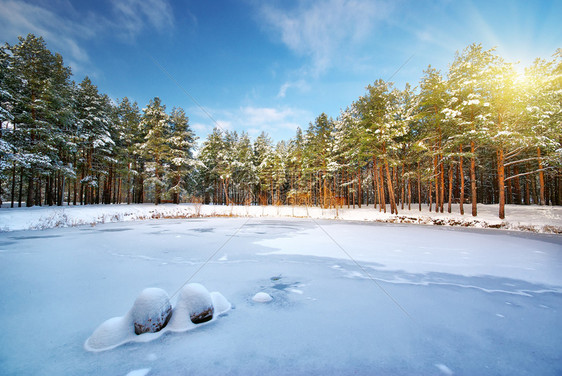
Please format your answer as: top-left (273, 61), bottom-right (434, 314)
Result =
top-left (0, 203), bottom-right (560, 233)
top-left (125, 369), bottom-right (151, 376)
top-left (0, 213), bottom-right (561, 375)
top-left (435, 363), bottom-right (454, 375)
top-left (252, 292), bottom-right (273, 303)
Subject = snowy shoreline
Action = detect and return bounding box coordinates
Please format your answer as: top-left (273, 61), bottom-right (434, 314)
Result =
top-left (0, 203), bottom-right (560, 234)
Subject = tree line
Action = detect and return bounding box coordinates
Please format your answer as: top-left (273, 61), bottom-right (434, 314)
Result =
top-left (1, 35), bottom-right (561, 218)
top-left (0, 34), bottom-right (196, 207)
top-left (195, 44), bottom-right (562, 219)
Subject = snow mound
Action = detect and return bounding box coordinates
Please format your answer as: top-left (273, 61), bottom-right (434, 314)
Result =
top-left (131, 288), bottom-right (172, 334)
top-left (252, 292), bottom-right (273, 303)
top-left (168, 283), bottom-right (214, 328)
top-left (85, 284), bottom-right (231, 352)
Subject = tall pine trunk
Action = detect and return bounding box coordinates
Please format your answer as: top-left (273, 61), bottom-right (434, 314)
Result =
top-left (384, 159), bottom-right (397, 214)
top-left (11, 163), bottom-right (16, 208)
top-left (497, 147), bottom-right (505, 219)
top-left (459, 144), bottom-right (465, 215)
top-left (417, 162), bottom-right (421, 211)
top-left (470, 141), bottom-right (477, 216)
top-left (537, 147), bottom-right (545, 205)
top-left (26, 171), bottom-right (35, 207)
top-left (448, 162), bottom-right (454, 213)
top-left (379, 165), bottom-right (386, 213)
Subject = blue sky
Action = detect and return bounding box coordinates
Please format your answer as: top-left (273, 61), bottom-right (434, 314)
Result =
top-left (1, 0), bottom-right (561, 142)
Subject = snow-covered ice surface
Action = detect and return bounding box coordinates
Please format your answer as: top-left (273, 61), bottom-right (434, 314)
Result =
top-left (0, 217), bottom-right (561, 375)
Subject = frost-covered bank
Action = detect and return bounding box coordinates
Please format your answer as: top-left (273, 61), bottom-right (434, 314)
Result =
top-left (0, 203), bottom-right (560, 233)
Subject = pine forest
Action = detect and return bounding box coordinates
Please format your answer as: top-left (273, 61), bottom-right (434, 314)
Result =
top-left (1, 34), bottom-right (561, 219)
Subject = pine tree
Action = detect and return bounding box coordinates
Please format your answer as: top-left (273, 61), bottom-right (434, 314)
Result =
top-left (115, 97), bottom-right (142, 204)
top-left (140, 97), bottom-right (170, 205)
top-left (198, 127), bottom-right (225, 204)
top-left (447, 44), bottom-right (496, 216)
top-left (253, 131), bottom-right (274, 205)
top-left (5, 34), bottom-right (75, 207)
top-left (75, 77), bottom-right (114, 204)
top-left (167, 107), bottom-right (196, 204)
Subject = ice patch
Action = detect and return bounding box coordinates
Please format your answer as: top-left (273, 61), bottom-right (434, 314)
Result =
top-left (85, 284), bottom-right (231, 352)
top-left (496, 313), bottom-right (505, 318)
top-left (252, 292), bottom-right (273, 303)
top-left (435, 363), bottom-right (453, 375)
top-left (126, 369), bottom-right (151, 376)
top-left (218, 254), bottom-right (228, 261)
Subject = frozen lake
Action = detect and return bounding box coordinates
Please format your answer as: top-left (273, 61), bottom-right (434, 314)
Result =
top-left (0, 218), bottom-right (561, 375)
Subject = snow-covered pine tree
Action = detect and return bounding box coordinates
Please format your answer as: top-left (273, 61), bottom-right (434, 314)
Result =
top-left (419, 67), bottom-right (449, 213)
top-left (116, 97), bottom-right (142, 204)
top-left (253, 131), bottom-right (273, 205)
top-left (139, 97), bottom-right (170, 205)
top-left (167, 107), bottom-right (196, 204)
top-left (355, 80), bottom-right (405, 214)
top-left (196, 127), bottom-right (224, 204)
top-left (75, 77), bottom-right (114, 204)
top-left (231, 132), bottom-right (257, 204)
top-left (5, 34), bottom-right (74, 207)
top-left (447, 43), bottom-right (496, 216)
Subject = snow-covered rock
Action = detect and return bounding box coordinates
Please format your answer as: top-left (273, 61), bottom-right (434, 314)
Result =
top-left (252, 292), bottom-right (273, 303)
top-left (85, 284), bottom-right (231, 352)
top-left (130, 288), bottom-right (172, 335)
top-left (172, 283), bottom-right (214, 326)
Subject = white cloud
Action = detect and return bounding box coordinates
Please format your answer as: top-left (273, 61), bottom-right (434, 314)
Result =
top-left (192, 105), bottom-right (312, 141)
top-left (112, 0), bottom-right (175, 39)
top-left (258, 0), bottom-right (391, 76)
top-left (277, 79), bottom-right (310, 98)
top-left (0, 0), bottom-right (176, 72)
top-left (0, 0), bottom-right (94, 63)
top-left (240, 106), bottom-right (308, 132)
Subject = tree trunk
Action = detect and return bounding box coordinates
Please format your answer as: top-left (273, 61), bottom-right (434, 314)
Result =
top-left (513, 165), bottom-right (521, 204)
top-left (357, 167), bottom-right (362, 209)
top-left (417, 162), bottom-right (421, 211)
top-left (506, 166), bottom-right (512, 204)
top-left (26, 171), bottom-right (35, 207)
top-left (439, 155), bottom-right (445, 213)
top-left (18, 168), bottom-right (23, 207)
top-left (433, 154), bottom-right (439, 212)
top-left (428, 181), bottom-right (433, 212)
top-left (448, 162), bottom-right (453, 213)
top-left (459, 145), bottom-right (465, 215)
top-left (400, 165), bottom-right (405, 210)
top-left (384, 158), bottom-right (397, 214)
top-left (407, 177), bottom-right (411, 211)
top-left (470, 141), bottom-right (477, 216)
top-left (11, 163), bottom-right (16, 208)
top-left (537, 147), bottom-right (545, 205)
top-left (497, 147), bottom-right (505, 219)
top-left (379, 165), bottom-right (386, 213)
